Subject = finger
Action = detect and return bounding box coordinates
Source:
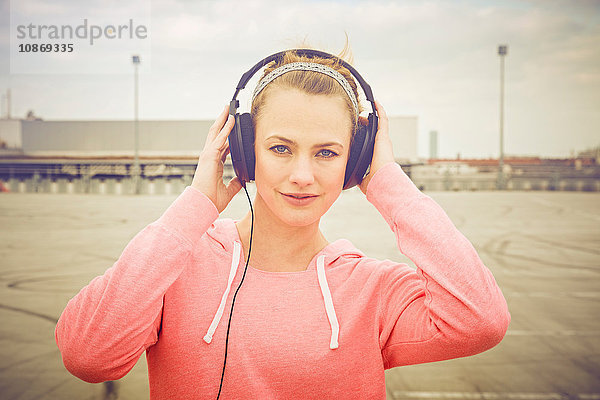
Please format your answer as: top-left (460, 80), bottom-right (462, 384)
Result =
top-left (225, 176), bottom-right (243, 198)
top-left (374, 99), bottom-right (387, 118)
top-left (374, 100), bottom-right (388, 133)
top-left (206, 105), bottom-right (229, 146)
top-left (216, 114), bottom-right (235, 149)
top-left (208, 105), bottom-right (230, 136)
top-left (220, 146), bottom-right (230, 164)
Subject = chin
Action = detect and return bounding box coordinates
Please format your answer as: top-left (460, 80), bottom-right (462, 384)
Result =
top-left (275, 198), bottom-right (327, 227)
top-left (278, 212), bottom-right (322, 227)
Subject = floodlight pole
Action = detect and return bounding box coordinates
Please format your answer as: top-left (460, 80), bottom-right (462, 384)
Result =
top-left (132, 55), bottom-right (141, 195)
top-left (497, 45), bottom-right (507, 190)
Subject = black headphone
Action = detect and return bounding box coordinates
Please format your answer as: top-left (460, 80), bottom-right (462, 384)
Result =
top-left (227, 48), bottom-right (378, 190)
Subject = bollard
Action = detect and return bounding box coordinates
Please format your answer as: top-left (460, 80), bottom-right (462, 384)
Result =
top-left (155, 178), bottom-right (166, 195)
top-left (90, 179), bottom-right (100, 194)
top-left (106, 178), bottom-right (117, 195)
top-left (57, 178), bottom-right (68, 193)
top-left (73, 179), bottom-right (83, 194)
top-left (140, 179), bottom-right (150, 195)
top-left (8, 179), bottom-right (19, 193)
top-left (25, 178), bottom-right (35, 193)
top-left (121, 179), bottom-right (132, 195)
top-left (172, 178), bottom-right (184, 194)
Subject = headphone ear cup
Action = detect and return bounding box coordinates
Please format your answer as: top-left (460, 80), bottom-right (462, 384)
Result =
top-left (238, 113), bottom-right (256, 182)
top-left (343, 113), bottom-right (378, 190)
top-left (228, 112), bottom-right (254, 186)
top-left (344, 125), bottom-right (367, 190)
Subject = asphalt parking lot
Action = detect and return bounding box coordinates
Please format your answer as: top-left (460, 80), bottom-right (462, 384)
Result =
top-left (1, 187), bottom-right (598, 399)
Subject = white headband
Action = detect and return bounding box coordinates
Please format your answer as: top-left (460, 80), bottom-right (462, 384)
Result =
top-left (251, 61), bottom-right (359, 118)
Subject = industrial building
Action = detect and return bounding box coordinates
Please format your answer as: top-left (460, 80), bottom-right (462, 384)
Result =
top-left (0, 116), bottom-right (419, 161)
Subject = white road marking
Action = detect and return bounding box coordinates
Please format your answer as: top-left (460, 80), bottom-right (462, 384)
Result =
top-left (507, 291), bottom-right (600, 298)
top-left (392, 391), bottom-right (600, 400)
top-left (506, 330), bottom-right (600, 336)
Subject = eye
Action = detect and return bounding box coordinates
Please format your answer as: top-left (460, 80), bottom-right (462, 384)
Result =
top-left (318, 149), bottom-right (338, 158)
top-left (270, 145), bottom-right (289, 154)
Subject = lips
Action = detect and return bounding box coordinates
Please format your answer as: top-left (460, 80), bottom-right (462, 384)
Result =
top-left (280, 192), bottom-right (319, 206)
top-left (282, 192), bottom-right (318, 199)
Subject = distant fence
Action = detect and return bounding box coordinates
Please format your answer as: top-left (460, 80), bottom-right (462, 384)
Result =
top-left (411, 176), bottom-right (600, 192)
top-left (0, 160), bottom-right (599, 194)
top-left (410, 166), bottom-right (600, 192)
top-left (2, 175), bottom-right (196, 195)
top-left (0, 161), bottom-right (235, 195)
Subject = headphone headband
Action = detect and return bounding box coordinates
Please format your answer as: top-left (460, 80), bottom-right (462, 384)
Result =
top-left (229, 48), bottom-right (376, 117)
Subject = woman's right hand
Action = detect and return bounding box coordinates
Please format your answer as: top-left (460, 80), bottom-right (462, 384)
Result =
top-left (191, 105), bottom-right (243, 213)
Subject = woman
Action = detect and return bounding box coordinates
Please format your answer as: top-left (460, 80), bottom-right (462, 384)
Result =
top-left (55, 46), bottom-right (511, 399)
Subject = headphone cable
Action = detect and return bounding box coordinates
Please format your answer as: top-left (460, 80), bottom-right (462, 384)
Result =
top-left (216, 184), bottom-right (254, 399)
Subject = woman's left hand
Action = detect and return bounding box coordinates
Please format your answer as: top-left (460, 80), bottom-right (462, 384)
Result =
top-left (358, 100), bottom-right (395, 195)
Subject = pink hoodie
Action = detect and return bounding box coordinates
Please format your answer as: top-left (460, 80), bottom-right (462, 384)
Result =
top-left (55, 161), bottom-right (511, 399)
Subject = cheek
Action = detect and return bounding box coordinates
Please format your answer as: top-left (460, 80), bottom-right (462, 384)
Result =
top-left (254, 150), bottom-right (286, 200)
top-left (254, 149), bottom-right (281, 182)
top-left (326, 160), bottom-right (347, 186)
top-left (328, 150), bottom-right (351, 183)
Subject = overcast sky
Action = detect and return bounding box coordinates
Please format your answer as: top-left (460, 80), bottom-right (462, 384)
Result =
top-left (0, 0), bottom-right (598, 159)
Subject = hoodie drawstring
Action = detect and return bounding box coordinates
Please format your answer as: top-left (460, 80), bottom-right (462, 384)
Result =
top-left (203, 241), bottom-right (242, 344)
top-left (203, 242), bottom-right (339, 350)
top-left (316, 255), bottom-right (340, 349)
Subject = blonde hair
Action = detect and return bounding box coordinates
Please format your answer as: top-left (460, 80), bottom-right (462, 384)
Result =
top-left (250, 37), bottom-right (364, 137)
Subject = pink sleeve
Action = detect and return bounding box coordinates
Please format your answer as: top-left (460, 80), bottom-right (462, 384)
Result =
top-left (365, 162), bottom-right (511, 369)
top-left (54, 186), bottom-right (219, 383)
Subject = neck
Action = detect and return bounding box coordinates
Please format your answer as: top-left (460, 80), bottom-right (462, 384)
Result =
top-left (234, 193), bottom-right (329, 272)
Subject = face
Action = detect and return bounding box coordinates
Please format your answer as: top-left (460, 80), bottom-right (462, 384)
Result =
top-left (253, 86), bottom-right (353, 228)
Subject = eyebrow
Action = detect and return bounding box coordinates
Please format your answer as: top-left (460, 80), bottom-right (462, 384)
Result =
top-left (264, 135), bottom-right (344, 149)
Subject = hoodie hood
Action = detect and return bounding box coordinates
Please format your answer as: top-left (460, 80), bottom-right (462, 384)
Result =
top-left (202, 218), bottom-right (366, 350)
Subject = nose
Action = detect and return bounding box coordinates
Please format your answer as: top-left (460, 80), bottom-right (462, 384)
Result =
top-left (288, 155), bottom-right (315, 187)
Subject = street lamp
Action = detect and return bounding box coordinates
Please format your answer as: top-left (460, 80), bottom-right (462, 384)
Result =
top-left (497, 45), bottom-right (507, 190)
top-left (132, 55), bottom-right (141, 194)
